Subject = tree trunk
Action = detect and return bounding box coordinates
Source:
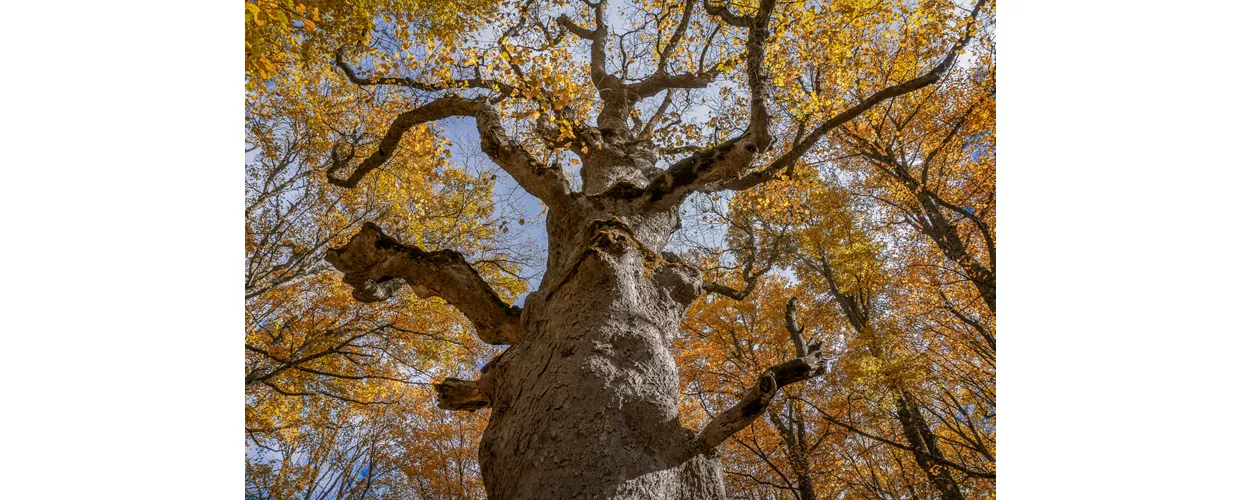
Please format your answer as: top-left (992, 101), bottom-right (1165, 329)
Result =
top-left (896, 392), bottom-right (965, 500)
top-left (317, 1), bottom-right (991, 495)
top-left (475, 198), bottom-right (726, 499)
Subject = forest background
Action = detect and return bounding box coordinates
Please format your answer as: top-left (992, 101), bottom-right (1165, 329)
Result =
top-left (3, 1), bottom-right (1239, 499)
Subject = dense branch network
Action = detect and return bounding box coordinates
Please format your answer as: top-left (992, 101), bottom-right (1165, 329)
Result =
top-left (697, 297), bottom-right (826, 448)
top-left (327, 56), bottom-right (571, 208)
top-left (318, 0), bottom-right (992, 416)
top-left (642, 0), bottom-right (991, 209)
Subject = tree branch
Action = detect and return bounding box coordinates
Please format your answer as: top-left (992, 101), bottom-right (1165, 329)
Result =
top-left (721, 0), bottom-right (991, 192)
top-left (656, 0), bottom-right (695, 75)
top-left (701, 250), bottom-right (770, 301)
top-left (803, 399), bottom-right (996, 480)
top-left (703, 0), bottom-right (749, 27)
top-left (784, 297), bottom-right (807, 357)
top-left (325, 96), bottom-right (481, 188)
top-left (628, 67), bottom-right (724, 98)
top-left (325, 223), bottom-right (523, 345)
top-left (697, 296), bottom-right (825, 448)
top-left (334, 48), bottom-right (515, 95)
top-left (325, 96), bottom-right (572, 207)
top-left (556, 0), bottom-right (610, 86)
top-left (639, 0), bottom-right (777, 211)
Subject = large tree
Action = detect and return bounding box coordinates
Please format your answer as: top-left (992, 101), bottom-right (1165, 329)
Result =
top-left (247, 0), bottom-right (993, 497)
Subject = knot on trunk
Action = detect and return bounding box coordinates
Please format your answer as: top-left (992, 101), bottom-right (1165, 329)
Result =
top-left (585, 218), bottom-right (660, 260)
top-left (433, 377), bottom-right (491, 411)
top-left (351, 278), bottom-right (406, 303)
top-left (653, 264), bottom-right (702, 306)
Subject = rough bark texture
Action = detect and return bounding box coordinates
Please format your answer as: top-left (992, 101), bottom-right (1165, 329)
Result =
top-left (319, 1), bottom-right (989, 496)
top-left (327, 166), bottom-right (826, 498)
top-left (476, 200), bottom-right (727, 499)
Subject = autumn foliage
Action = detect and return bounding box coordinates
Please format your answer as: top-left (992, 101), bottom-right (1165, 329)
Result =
top-left (245, 0), bottom-right (994, 497)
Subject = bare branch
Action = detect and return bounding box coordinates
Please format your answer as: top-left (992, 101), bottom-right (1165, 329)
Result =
top-left (325, 223), bottom-right (523, 345)
top-left (334, 48), bottom-right (515, 95)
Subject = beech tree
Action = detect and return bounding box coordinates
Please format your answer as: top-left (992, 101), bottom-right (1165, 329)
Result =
top-left (674, 154), bottom-right (993, 498)
top-left (246, 0), bottom-right (994, 497)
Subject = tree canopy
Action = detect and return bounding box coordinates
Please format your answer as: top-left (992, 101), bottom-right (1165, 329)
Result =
top-left (245, 0), bottom-right (995, 497)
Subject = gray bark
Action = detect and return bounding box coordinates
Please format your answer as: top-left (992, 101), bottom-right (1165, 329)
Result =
top-left (327, 166), bottom-right (826, 498)
top-left (476, 195), bottom-right (725, 499)
top-left (318, 1), bottom-right (990, 495)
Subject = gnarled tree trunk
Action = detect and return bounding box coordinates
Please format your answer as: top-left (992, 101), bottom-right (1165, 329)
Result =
top-left (329, 185), bottom-right (827, 498)
top-left (318, 0), bottom-right (987, 495)
top-left (477, 199), bottom-right (724, 498)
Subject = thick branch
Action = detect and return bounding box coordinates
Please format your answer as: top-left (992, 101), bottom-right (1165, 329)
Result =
top-left (640, 0), bottom-right (777, 211)
top-left (698, 297), bottom-right (824, 448)
top-left (703, 0), bottom-right (749, 27)
top-left (629, 68), bottom-right (723, 98)
top-left (334, 49), bottom-right (515, 95)
top-left (325, 223), bottom-right (523, 345)
top-left (433, 377), bottom-right (491, 411)
top-left (784, 297), bottom-right (807, 357)
top-left (325, 96), bottom-right (571, 207)
top-left (556, 0), bottom-right (610, 86)
top-left (555, 14), bottom-right (596, 39)
top-left (703, 281), bottom-right (754, 301)
top-left (815, 253), bottom-right (869, 335)
top-left (472, 101), bottom-right (574, 206)
top-left (722, 0), bottom-right (990, 192)
top-left (326, 96), bottom-right (480, 188)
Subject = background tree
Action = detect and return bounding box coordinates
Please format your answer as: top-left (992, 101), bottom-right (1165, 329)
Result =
top-left (675, 152), bottom-right (994, 498)
top-left (245, 2), bottom-right (525, 496)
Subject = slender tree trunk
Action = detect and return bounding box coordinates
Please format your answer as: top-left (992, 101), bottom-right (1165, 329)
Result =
top-left (770, 401), bottom-right (818, 500)
top-left (476, 198), bottom-right (726, 499)
top-left (895, 392), bottom-right (965, 500)
top-left (817, 259), bottom-right (966, 500)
